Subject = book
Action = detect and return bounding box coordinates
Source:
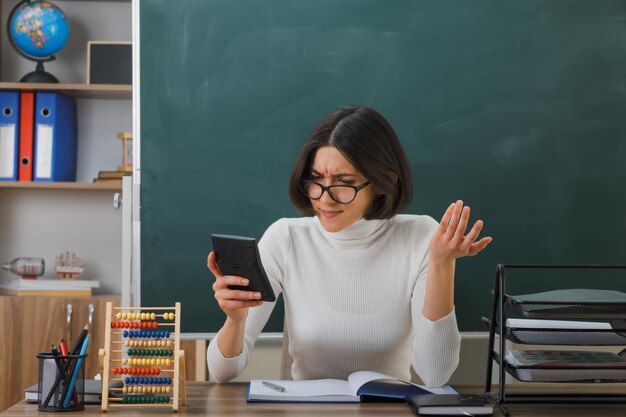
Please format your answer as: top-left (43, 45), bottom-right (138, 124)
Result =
top-left (92, 170), bottom-right (130, 184)
top-left (97, 170), bottom-right (130, 179)
top-left (93, 178), bottom-right (122, 183)
top-left (0, 278), bottom-right (99, 297)
top-left (26, 379), bottom-right (100, 403)
top-left (506, 350), bottom-right (626, 368)
top-left (247, 371), bottom-right (457, 403)
top-left (25, 379), bottom-right (123, 404)
top-left (406, 394), bottom-right (493, 415)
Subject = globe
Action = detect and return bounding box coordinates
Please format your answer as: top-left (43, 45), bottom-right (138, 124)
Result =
top-left (8, 0), bottom-right (70, 83)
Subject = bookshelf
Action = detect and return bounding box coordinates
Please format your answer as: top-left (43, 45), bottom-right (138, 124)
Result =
top-left (0, 1), bottom-right (133, 413)
top-left (0, 0), bottom-right (131, 280)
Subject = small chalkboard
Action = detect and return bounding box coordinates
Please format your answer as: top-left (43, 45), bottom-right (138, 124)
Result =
top-left (87, 41), bottom-right (132, 85)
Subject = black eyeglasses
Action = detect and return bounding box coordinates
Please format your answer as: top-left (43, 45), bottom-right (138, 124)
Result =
top-left (300, 180), bottom-right (371, 204)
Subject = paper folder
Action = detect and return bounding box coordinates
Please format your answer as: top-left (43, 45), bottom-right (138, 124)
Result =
top-left (0, 91), bottom-right (20, 181)
top-left (33, 92), bottom-right (77, 182)
top-left (18, 92), bottom-right (35, 181)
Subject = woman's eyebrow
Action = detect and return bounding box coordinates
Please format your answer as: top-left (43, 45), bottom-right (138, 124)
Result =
top-left (310, 169), bottom-right (356, 178)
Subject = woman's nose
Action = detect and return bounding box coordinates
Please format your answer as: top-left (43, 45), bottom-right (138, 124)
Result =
top-left (319, 186), bottom-right (335, 204)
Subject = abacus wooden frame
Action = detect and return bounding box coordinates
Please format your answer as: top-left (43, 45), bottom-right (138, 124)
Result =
top-left (99, 302), bottom-right (186, 411)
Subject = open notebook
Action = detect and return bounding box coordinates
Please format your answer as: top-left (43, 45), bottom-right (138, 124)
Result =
top-left (248, 371), bottom-right (457, 403)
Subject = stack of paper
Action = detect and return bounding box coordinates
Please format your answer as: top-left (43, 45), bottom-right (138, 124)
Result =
top-left (505, 318), bottom-right (626, 344)
top-left (0, 278), bottom-right (99, 297)
top-left (507, 350), bottom-right (626, 368)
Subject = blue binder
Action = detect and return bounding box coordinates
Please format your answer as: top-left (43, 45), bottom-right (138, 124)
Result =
top-left (0, 91), bottom-right (20, 181)
top-left (33, 92), bottom-right (77, 182)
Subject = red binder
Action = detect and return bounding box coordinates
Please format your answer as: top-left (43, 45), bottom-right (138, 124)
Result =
top-left (18, 92), bottom-right (35, 181)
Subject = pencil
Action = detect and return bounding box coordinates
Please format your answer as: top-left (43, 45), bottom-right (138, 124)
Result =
top-left (50, 341), bottom-right (66, 377)
top-left (69, 325), bottom-right (89, 356)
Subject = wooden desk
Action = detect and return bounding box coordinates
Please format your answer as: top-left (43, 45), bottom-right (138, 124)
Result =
top-left (2, 382), bottom-right (626, 416)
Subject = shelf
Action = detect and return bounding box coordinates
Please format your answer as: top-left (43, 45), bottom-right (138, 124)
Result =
top-left (0, 182), bottom-right (121, 191)
top-left (0, 82), bottom-right (131, 100)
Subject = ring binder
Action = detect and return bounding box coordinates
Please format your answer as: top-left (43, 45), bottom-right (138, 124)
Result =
top-left (33, 92), bottom-right (77, 182)
top-left (0, 91), bottom-right (20, 181)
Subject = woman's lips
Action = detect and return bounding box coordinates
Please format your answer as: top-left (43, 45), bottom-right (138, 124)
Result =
top-left (320, 209), bottom-right (341, 219)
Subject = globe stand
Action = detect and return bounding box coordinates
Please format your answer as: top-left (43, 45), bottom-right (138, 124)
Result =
top-left (20, 59), bottom-right (59, 83)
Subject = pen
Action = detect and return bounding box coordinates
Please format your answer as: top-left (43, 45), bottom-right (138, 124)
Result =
top-left (63, 335), bottom-right (89, 408)
top-left (262, 381), bottom-right (286, 392)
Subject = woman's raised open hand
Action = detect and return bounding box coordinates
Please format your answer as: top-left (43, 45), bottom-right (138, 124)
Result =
top-left (429, 200), bottom-right (492, 264)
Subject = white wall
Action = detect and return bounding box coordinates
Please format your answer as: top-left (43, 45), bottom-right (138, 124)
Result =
top-left (0, 189), bottom-right (123, 294)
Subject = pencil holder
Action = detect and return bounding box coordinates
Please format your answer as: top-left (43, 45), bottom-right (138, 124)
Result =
top-left (36, 352), bottom-right (87, 412)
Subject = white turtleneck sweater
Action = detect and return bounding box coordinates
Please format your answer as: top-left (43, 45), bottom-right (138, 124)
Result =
top-left (207, 214), bottom-right (461, 387)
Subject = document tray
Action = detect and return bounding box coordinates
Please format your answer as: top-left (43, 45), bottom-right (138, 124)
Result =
top-left (505, 289), bottom-right (626, 320)
top-left (482, 317), bottom-right (626, 345)
top-left (504, 364), bottom-right (626, 383)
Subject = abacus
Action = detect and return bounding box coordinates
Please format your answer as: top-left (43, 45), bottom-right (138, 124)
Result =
top-left (99, 302), bottom-right (186, 411)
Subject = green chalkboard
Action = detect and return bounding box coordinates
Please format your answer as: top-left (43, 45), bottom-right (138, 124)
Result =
top-left (140, 0), bottom-right (626, 334)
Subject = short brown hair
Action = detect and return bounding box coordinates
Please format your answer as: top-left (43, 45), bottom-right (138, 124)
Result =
top-left (288, 105), bottom-right (413, 219)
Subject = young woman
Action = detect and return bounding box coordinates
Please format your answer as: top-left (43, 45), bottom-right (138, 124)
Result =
top-left (207, 105), bottom-right (492, 386)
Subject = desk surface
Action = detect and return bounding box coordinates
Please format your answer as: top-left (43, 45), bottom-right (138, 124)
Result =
top-left (2, 382), bottom-right (626, 417)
